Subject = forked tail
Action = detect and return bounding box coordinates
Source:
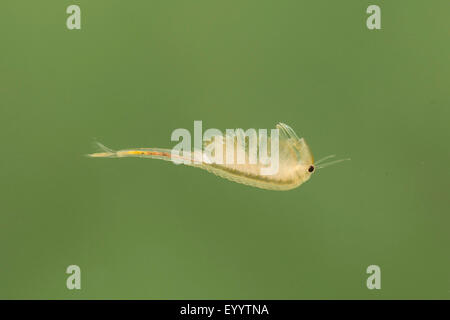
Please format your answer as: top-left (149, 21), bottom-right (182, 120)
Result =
top-left (87, 142), bottom-right (117, 158)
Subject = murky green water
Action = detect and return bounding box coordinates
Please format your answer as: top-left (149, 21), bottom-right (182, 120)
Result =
top-left (1, 0), bottom-right (449, 299)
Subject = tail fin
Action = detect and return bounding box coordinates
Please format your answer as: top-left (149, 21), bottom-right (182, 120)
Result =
top-left (87, 141), bottom-right (117, 158)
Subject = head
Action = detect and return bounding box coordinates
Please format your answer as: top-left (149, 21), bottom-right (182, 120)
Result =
top-left (275, 122), bottom-right (349, 181)
top-left (293, 138), bottom-right (349, 180)
top-left (291, 137), bottom-right (316, 181)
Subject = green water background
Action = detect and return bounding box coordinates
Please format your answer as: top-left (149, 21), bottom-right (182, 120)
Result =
top-left (1, 1), bottom-right (449, 299)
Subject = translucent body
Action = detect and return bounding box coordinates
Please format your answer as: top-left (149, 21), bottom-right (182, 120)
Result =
top-left (88, 123), bottom-right (316, 191)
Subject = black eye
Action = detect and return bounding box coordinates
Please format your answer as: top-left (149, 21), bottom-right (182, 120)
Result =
top-left (308, 165), bottom-right (314, 173)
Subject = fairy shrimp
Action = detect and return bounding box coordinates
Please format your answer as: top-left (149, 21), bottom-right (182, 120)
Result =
top-left (87, 123), bottom-right (349, 191)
